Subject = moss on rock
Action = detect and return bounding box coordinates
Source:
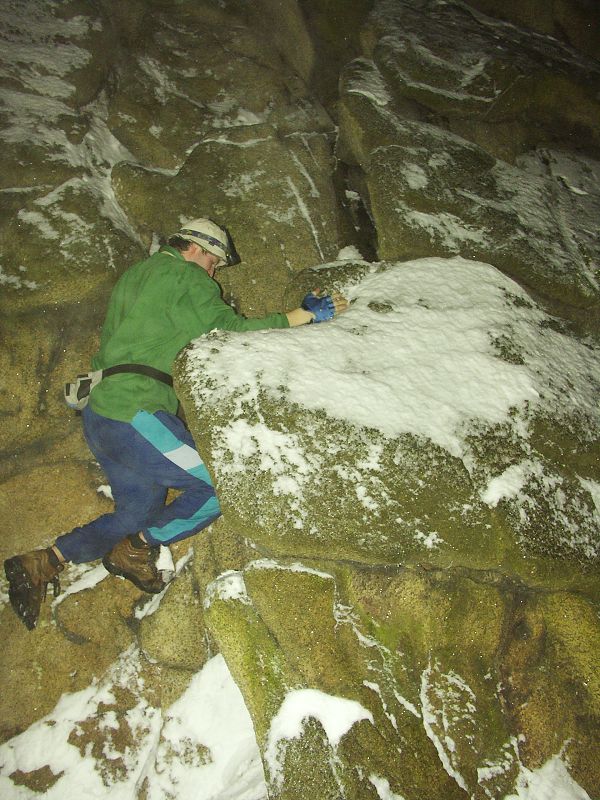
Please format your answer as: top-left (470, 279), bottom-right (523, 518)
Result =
top-left (500, 591), bottom-right (600, 796)
top-left (138, 565), bottom-right (208, 671)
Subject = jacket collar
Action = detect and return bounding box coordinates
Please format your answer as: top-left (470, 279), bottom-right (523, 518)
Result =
top-left (159, 245), bottom-right (185, 260)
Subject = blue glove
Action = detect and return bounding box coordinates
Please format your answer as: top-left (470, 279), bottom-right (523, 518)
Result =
top-left (301, 293), bottom-right (335, 323)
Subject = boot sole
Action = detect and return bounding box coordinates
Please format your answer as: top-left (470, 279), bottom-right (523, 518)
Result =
top-left (4, 557), bottom-right (38, 630)
top-left (102, 556), bottom-right (164, 594)
top-left (4, 556), bottom-right (26, 585)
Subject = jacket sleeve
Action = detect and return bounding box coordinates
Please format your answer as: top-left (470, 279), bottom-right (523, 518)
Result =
top-left (178, 269), bottom-right (290, 338)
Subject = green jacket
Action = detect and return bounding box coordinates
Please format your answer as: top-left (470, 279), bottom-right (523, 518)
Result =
top-left (89, 246), bottom-right (289, 421)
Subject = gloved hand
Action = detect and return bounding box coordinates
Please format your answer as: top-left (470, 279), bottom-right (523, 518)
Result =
top-left (301, 292), bottom-right (336, 323)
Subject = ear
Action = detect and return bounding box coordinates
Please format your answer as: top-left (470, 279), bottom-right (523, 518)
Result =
top-left (181, 241), bottom-right (201, 264)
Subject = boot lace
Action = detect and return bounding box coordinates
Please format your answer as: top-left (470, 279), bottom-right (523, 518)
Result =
top-left (41, 575), bottom-right (62, 601)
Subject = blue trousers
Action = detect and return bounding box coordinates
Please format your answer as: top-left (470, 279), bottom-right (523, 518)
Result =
top-left (56, 406), bottom-right (221, 563)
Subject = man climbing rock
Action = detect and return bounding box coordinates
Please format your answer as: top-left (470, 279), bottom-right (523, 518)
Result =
top-left (4, 218), bottom-right (348, 630)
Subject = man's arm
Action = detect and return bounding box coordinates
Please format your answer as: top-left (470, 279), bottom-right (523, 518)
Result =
top-left (286, 308), bottom-right (314, 326)
top-left (183, 273), bottom-right (349, 336)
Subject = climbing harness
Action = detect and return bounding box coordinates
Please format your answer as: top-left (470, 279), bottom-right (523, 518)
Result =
top-left (64, 364), bottom-right (173, 411)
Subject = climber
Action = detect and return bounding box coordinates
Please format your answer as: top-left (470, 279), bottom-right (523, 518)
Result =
top-left (4, 217), bottom-right (349, 630)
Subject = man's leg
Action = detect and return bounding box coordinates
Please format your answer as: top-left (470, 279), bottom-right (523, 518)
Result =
top-left (100, 410), bottom-right (221, 592)
top-left (5, 407), bottom-right (169, 627)
top-left (54, 453), bottom-right (167, 563)
top-left (55, 406), bottom-right (168, 563)
top-left (5, 406), bottom-right (220, 627)
top-left (61, 408), bottom-right (220, 591)
top-left (106, 409), bottom-right (221, 549)
top-left (53, 448), bottom-right (169, 594)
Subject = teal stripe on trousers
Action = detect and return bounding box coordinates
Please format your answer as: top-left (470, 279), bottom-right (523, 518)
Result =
top-left (147, 495), bottom-right (221, 542)
top-left (131, 410), bottom-right (183, 454)
top-left (131, 410), bottom-right (212, 484)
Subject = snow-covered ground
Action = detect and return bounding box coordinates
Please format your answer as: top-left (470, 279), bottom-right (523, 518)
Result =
top-left (0, 646), bottom-right (266, 800)
top-left (0, 633), bottom-right (591, 800)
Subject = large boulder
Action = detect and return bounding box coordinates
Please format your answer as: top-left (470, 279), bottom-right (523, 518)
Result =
top-left (360, 0), bottom-right (600, 160)
top-left (179, 257), bottom-right (600, 582)
top-left (174, 253), bottom-right (600, 797)
top-left (337, 60), bottom-right (600, 315)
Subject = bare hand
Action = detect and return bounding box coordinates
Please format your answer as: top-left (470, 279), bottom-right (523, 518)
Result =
top-left (309, 288), bottom-right (350, 316)
top-left (330, 291), bottom-right (349, 316)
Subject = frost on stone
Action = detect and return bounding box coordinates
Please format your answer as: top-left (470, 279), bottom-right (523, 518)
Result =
top-left (182, 256), bottom-right (600, 565)
top-left (339, 34), bottom-right (600, 307)
top-left (204, 570), bottom-right (252, 609)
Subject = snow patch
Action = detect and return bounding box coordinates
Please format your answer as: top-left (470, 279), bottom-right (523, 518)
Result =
top-left (265, 689), bottom-right (373, 789)
top-left (204, 570), bottom-right (251, 609)
top-left (504, 755), bottom-right (592, 800)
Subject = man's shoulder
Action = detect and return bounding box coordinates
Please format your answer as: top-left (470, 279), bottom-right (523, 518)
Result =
top-left (120, 249), bottom-right (218, 296)
top-left (137, 249), bottom-right (182, 269)
top-left (126, 246), bottom-right (184, 267)
top-left (121, 249), bottom-right (184, 282)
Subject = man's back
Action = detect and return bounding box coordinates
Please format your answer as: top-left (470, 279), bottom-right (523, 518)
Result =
top-left (89, 247), bottom-right (209, 421)
top-left (89, 245), bottom-right (288, 422)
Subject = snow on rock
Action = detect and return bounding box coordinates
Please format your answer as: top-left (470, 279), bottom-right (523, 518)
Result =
top-left (204, 570), bottom-right (252, 609)
top-left (504, 756), bottom-right (592, 800)
top-left (182, 255), bottom-right (600, 564)
top-left (264, 688), bottom-right (373, 790)
top-left (0, 652), bottom-right (267, 800)
top-left (186, 256), bottom-right (596, 457)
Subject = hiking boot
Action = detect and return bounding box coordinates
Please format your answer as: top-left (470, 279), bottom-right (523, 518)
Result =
top-left (102, 536), bottom-right (164, 594)
top-left (4, 548), bottom-right (64, 630)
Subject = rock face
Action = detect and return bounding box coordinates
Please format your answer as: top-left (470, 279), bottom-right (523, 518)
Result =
top-left (1, 1), bottom-right (599, 798)
top-left (179, 253), bottom-right (600, 798)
